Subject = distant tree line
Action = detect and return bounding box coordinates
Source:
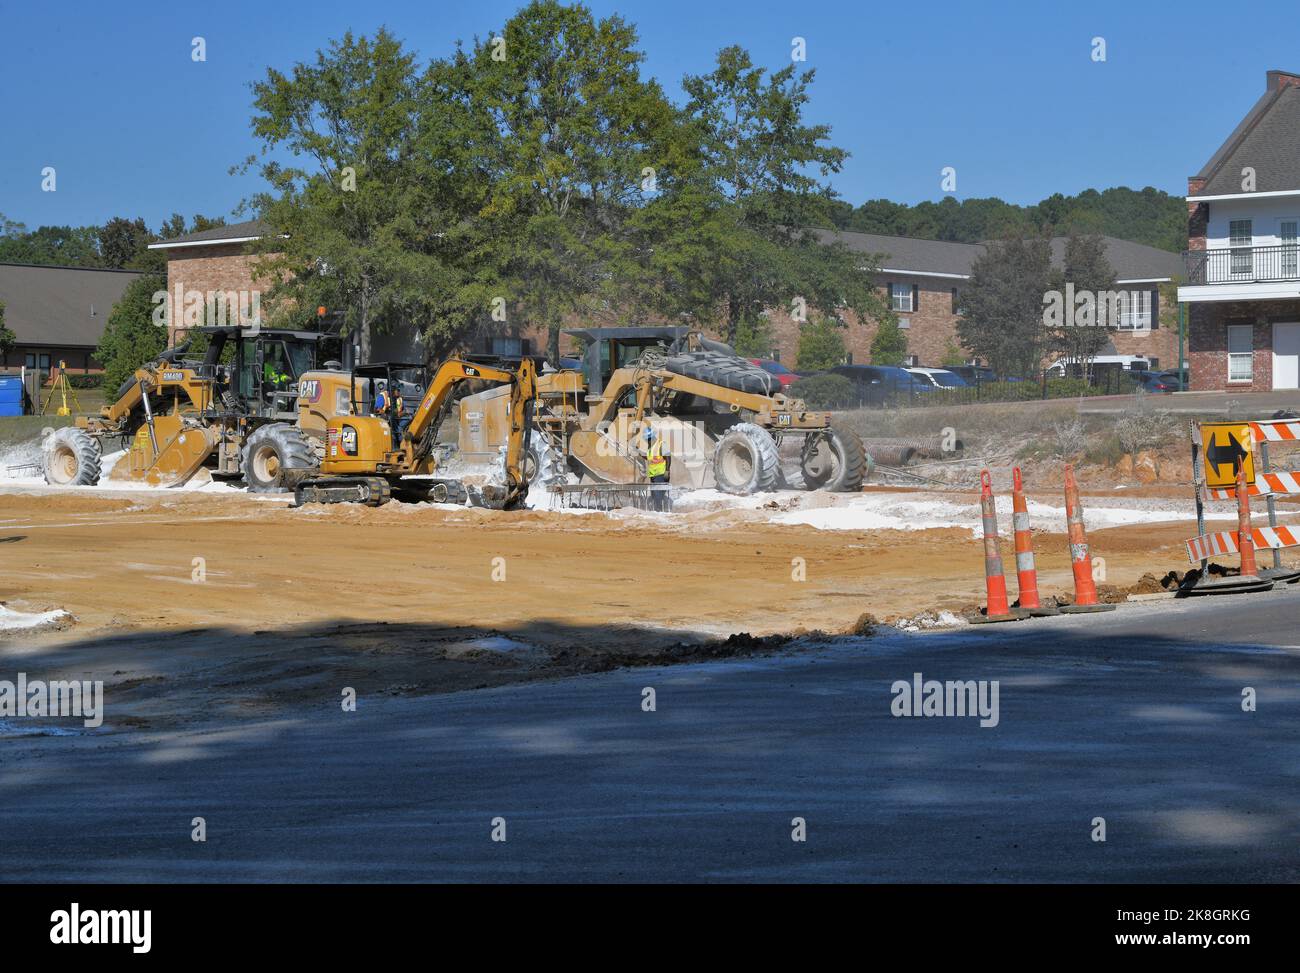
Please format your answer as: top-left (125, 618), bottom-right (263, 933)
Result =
top-left (0, 212), bottom-right (226, 272)
top-left (824, 187), bottom-right (1187, 254)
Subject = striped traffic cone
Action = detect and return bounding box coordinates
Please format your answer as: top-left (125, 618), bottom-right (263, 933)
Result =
top-left (971, 470), bottom-right (1025, 623)
top-left (1236, 463), bottom-right (1261, 580)
top-left (1059, 464), bottom-right (1116, 614)
top-left (1011, 467), bottom-right (1057, 616)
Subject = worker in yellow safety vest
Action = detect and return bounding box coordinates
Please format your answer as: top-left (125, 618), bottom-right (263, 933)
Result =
top-left (642, 425), bottom-right (671, 511)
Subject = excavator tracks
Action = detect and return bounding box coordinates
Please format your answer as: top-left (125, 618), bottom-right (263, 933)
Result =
top-left (293, 476), bottom-right (393, 508)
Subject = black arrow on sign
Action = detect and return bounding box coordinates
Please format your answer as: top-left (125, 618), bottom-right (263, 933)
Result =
top-left (1205, 433), bottom-right (1248, 478)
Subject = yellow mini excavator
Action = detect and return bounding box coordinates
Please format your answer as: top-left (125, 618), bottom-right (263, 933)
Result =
top-left (292, 356), bottom-right (537, 509)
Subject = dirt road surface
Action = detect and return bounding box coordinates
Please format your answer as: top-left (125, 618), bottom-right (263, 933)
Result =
top-left (1, 486), bottom-right (1212, 640)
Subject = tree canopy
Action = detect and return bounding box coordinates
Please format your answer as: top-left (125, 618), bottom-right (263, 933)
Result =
top-left (826, 186), bottom-right (1186, 254)
top-left (956, 235), bottom-right (1052, 379)
top-left (238, 5), bottom-right (886, 360)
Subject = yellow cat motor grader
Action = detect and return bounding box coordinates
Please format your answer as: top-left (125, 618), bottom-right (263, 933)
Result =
top-left (292, 356), bottom-right (537, 509)
top-left (463, 328), bottom-right (867, 495)
top-left (41, 326), bottom-right (354, 491)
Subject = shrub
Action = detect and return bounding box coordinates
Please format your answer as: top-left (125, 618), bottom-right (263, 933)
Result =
top-left (1050, 415), bottom-right (1087, 460)
top-left (788, 373), bottom-right (857, 410)
top-left (796, 317), bottom-right (848, 371)
top-left (1114, 408), bottom-right (1179, 455)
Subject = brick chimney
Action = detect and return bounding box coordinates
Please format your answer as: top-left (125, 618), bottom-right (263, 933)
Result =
top-left (1266, 70), bottom-right (1300, 91)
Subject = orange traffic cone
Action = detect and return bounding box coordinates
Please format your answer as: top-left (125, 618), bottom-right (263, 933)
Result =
top-left (1011, 467), bottom-right (1056, 615)
top-left (972, 470), bottom-right (1024, 623)
top-left (1237, 464), bottom-right (1260, 579)
top-left (1059, 464), bottom-right (1116, 614)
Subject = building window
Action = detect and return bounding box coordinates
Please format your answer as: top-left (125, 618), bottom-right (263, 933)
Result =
top-left (25, 353), bottom-right (35, 369)
top-left (1230, 220), bottom-right (1253, 276)
top-left (1282, 219), bottom-right (1298, 278)
top-left (1117, 290), bottom-right (1151, 331)
top-left (906, 355), bottom-right (920, 367)
top-left (890, 283), bottom-right (913, 312)
top-left (38, 354), bottom-right (51, 371)
top-left (490, 337), bottom-right (522, 356)
top-left (1227, 324), bottom-right (1254, 382)
top-left (951, 288), bottom-right (963, 314)
top-left (897, 317), bottom-right (910, 330)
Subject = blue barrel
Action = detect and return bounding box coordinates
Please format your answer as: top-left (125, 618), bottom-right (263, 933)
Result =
top-left (0, 376), bottom-right (24, 416)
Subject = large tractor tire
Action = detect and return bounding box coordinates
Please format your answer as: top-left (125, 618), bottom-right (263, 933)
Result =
top-left (242, 424), bottom-right (316, 493)
top-left (712, 422), bottom-right (780, 495)
top-left (799, 420), bottom-right (868, 492)
top-left (42, 427), bottom-right (102, 486)
top-left (661, 351), bottom-right (777, 396)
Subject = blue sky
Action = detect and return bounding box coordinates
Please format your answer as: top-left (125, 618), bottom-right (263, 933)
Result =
top-left (1, 0), bottom-right (1297, 231)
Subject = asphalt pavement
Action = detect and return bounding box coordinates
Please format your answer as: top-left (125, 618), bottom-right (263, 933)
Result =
top-left (2, 590), bottom-right (1298, 882)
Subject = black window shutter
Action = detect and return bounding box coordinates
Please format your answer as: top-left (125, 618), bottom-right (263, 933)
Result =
top-left (884, 281), bottom-right (893, 307)
top-left (912, 284), bottom-right (920, 311)
top-left (1149, 288), bottom-right (1159, 330)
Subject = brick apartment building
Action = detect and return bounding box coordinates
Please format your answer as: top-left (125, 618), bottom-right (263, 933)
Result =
top-left (151, 220), bottom-right (1181, 373)
top-left (1180, 70), bottom-right (1300, 391)
top-left (148, 219), bottom-right (541, 361)
top-left (760, 229), bottom-right (1183, 371)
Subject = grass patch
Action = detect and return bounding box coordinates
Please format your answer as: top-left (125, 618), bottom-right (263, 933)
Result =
top-left (0, 415), bottom-right (75, 448)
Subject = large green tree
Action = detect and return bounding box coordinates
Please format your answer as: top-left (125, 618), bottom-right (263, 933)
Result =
top-left (650, 45), bottom-right (886, 345)
top-left (1046, 232), bottom-right (1117, 373)
top-left (242, 28), bottom-right (458, 361)
top-left (956, 235), bottom-right (1053, 379)
top-left (96, 275), bottom-right (167, 394)
top-left (96, 215), bottom-right (224, 387)
top-left (99, 216), bottom-right (153, 269)
top-left (429, 0), bottom-right (680, 360)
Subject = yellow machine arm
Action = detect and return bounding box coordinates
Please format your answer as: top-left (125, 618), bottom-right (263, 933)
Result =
top-left (402, 357), bottom-right (537, 506)
top-left (405, 359), bottom-right (531, 447)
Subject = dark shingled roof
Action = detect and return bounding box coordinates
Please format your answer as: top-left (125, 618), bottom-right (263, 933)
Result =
top-left (809, 228), bottom-right (983, 276)
top-left (1194, 75), bottom-right (1300, 196)
top-left (0, 263), bottom-right (143, 347)
top-left (148, 219), bottom-right (268, 249)
top-left (1047, 236), bottom-right (1182, 282)
top-left (812, 229), bottom-right (1181, 282)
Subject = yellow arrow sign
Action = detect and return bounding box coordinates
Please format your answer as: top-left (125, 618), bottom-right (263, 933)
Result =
top-left (1200, 422), bottom-right (1254, 490)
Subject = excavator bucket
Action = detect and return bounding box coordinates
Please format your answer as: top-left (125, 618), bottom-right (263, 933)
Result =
top-left (108, 415), bottom-right (218, 487)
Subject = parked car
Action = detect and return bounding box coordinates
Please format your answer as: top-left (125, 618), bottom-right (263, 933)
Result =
top-left (905, 367), bottom-right (969, 390)
top-left (1046, 355), bottom-right (1151, 379)
top-left (746, 358), bottom-right (798, 388)
top-left (826, 365), bottom-right (934, 407)
top-left (1131, 369), bottom-right (1184, 394)
top-left (946, 364), bottom-right (998, 384)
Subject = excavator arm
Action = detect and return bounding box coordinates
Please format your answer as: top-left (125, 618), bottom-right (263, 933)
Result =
top-left (481, 358), bottom-right (537, 508)
top-left (404, 360), bottom-right (525, 445)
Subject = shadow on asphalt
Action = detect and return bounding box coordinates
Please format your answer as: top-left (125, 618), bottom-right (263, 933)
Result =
top-left (0, 614), bottom-right (1297, 881)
